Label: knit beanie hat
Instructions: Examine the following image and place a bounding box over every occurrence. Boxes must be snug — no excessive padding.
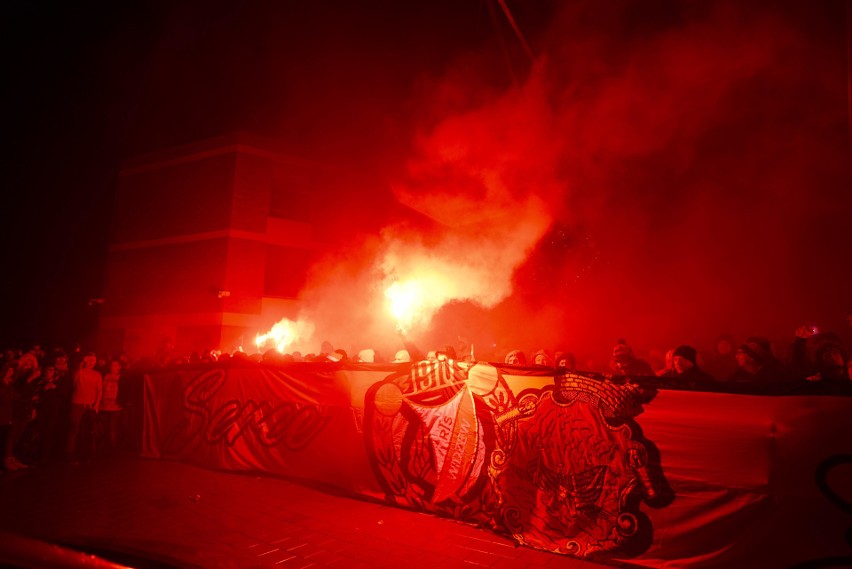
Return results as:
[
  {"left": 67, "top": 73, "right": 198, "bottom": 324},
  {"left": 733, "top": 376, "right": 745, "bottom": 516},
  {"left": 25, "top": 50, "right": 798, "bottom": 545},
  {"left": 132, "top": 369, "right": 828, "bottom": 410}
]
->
[
  {"left": 673, "top": 345, "right": 697, "bottom": 365},
  {"left": 505, "top": 350, "right": 527, "bottom": 365},
  {"left": 393, "top": 350, "right": 411, "bottom": 363},
  {"left": 533, "top": 349, "right": 553, "bottom": 366},
  {"left": 357, "top": 349, "right": 375, "bottom": 363}
]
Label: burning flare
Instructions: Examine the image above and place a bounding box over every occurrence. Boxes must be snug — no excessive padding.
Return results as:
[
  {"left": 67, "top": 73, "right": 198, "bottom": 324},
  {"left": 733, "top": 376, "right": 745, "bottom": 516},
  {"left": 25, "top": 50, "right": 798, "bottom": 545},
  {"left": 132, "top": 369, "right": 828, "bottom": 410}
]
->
[
  {"left": 255, "top": 317, "right": 315, "bottom": 353},
  {"left": 385, "top": 279, "right": 425, "bottom": 330}
]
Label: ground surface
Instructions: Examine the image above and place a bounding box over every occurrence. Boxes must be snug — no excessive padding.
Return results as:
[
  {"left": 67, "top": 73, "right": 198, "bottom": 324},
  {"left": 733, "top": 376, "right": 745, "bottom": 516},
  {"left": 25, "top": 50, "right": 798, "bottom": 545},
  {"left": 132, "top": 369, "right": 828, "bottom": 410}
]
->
[{"left": 0, "top": 455, "right": 614, "bottom": 569}]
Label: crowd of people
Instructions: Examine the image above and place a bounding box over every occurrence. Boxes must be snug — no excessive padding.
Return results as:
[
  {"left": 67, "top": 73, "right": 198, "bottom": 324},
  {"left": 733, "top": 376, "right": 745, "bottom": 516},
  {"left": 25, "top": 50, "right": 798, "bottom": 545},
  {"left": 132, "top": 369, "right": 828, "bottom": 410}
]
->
[
  {"left": 2, "top": 318, "right": 850, "bottom": 473},
  {"left": 0, "top": 345, "right": 145, "bottom": 473}
]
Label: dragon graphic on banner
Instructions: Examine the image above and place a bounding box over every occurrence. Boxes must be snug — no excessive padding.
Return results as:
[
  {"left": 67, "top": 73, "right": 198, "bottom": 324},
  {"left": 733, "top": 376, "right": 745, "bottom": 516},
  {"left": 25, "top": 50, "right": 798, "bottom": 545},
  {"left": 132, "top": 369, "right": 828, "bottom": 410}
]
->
[{"left": 363, "top": 360, "right": 672, "bottom": 560}]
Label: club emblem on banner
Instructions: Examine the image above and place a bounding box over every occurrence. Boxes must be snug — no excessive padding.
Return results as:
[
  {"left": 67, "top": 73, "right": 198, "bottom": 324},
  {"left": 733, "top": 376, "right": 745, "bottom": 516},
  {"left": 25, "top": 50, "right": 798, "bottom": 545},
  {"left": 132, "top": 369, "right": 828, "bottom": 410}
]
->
[
  {"left": 364, "top": 363, "right": 671, "bottom": 558},
  {"left": 490, "top": 373, "right": 671, "bottom": 558},
  {"left": 363, "top": 360, "right": 508, "bottom": 521}
]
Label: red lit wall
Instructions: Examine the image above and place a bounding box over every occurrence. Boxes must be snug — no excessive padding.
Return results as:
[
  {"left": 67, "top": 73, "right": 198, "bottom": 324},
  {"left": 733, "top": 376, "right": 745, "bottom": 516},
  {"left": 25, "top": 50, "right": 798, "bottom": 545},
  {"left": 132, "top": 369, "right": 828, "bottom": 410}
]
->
[{"left": 98, "top": 133, "right": 324, "bottom": 357}]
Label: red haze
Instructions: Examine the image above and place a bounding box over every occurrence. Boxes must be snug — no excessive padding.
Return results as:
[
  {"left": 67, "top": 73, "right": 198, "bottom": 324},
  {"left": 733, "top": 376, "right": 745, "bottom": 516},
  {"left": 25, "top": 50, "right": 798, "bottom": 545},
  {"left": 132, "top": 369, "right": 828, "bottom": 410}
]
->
[{"left": 279, "top": 1, "right": 850, "bottom": 365}]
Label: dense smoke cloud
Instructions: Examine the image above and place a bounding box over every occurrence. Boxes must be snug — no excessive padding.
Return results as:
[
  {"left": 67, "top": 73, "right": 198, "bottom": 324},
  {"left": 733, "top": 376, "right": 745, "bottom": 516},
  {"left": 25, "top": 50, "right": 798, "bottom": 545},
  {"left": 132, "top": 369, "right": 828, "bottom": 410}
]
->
[{"left": 282, "top": 1, "right": 849, "bottom": 363}]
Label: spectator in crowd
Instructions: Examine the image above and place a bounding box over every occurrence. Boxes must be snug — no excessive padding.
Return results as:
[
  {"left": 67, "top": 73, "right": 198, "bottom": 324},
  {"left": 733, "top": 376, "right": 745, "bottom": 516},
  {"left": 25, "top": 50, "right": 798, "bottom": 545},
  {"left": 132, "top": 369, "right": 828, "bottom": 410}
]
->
[
  {"left": 355, "top": 349, "right": 375, "bottom": 363},
  {"left": 52, "top": 350, "right": 73, "bottom": 455},
  {"left": 504, "top": 350, "right": 526, "bottom": 366},
  {"left": 393, "top": 350, "right": 411, "bottom": 363},
  {"left": 0, "top": 363, "right": 15, "bottom": 472},
  {"left": 532, "top": 349, "right": 553, "bottom": 367},
  {"left": 261, "top": 349, "right": 284, "bottom": 364},
  {"left": 554, "top": 351, "right": 576, "bottom": 371},
  {"left": 99, "top": 360, "right": 124, "bottom": 457},
  {"left": 728, "top": 337, "right": 794, "bottom": 384},
  {"left": 656, "top": 349, "right": 676, "bottom": 377},
  {"left": 671, "top": 345, "right": 718, "bottom": 390},
  {"left": 95, "top": 354, "right": 110, "bottom": 375},
  {"left": 610, "top": 339, "right": 655, "bottom": 377},
  {"left": 34, "top": 362, "right": 68, "bottom": 464},
  {"left": 5, "top": 352, "right": 40, "bottom": 470},
  {"left": 30, "top": 344, "right": 46, "bottom": 367},
  {"left": 811, "top": 341, "right": 849, "bottom": 381},
  {"left": 455, "top": 337, "right": 472, "bottom": 362},
  {"left": 787, "top": 324, "right": 821, "bottom": 379},
  {"left": 705, "top": 334, "right": 738, "bottom": 381},
  {"left": 66, "top": 352, "right": 103, "bottom": 461},
  {"left": 444, "top": 344, "right": 459, "bottom": 359}
]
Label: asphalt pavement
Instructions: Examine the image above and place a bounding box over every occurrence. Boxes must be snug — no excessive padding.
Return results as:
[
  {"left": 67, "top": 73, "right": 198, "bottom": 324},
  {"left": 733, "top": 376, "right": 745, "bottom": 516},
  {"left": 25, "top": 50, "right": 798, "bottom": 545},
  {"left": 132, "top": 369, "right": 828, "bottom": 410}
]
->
[{"left": 0, "top": 455, "right": 613, "bottom": 569}]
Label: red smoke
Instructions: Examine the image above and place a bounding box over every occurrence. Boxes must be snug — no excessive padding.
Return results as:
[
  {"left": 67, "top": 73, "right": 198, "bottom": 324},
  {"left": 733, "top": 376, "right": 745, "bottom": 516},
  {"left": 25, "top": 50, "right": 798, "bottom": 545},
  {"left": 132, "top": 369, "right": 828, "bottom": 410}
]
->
[{"left": 277, "top": 1, "right": 850, "bottom": 365}]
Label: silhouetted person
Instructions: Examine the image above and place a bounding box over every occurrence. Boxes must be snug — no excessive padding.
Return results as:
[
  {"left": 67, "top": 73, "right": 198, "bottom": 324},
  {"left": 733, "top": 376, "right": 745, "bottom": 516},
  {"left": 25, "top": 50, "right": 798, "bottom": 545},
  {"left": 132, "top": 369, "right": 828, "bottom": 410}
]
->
[
  {"left": 5, "top": 352, "right": 40, "bottom": 470},
  {"left": 35, "top": 363, "right": 68, "bottom": 463},
  {"left": 554, "top": 350, "right": 576, "bottom": 371},
  {"left": 610, "top": 339, "right": 654, "bottom": 377},
  {"left": 671, "top": 345, "right": 718, "bottom": 390},
  {"left": 0, "top": 363, "right": 15, "bottom": 471},
  {"left": 99, "top": 360, "right": 124, "bottom": 456},
  {"left": 727, "top": 337, "right": 794, "bottom": 384},
  {"left": 532, "top": 349, "right": 553, "bottom": 367},
  {"left": 656, "top": 349, "right": 676, "bottom": 378},
  {"left": 66, "top": 353, "right": 102, "bottom": 461},
  {"left": 504, "top": 350, "right": 527, "bottom": 366}
]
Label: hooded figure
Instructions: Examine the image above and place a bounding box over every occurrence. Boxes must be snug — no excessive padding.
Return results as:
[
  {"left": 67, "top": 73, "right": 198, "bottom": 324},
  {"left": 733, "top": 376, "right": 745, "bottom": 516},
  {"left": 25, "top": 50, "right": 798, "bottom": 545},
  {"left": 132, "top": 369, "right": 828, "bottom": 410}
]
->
[
  {"left": 504, "top": 350, "right": 527, "bottom": 366},
  {"left": 729, "top": 336, "right": 794, "bottom": 384},
  {"left": 671, "top": 345, "right": 718, "bottom": 390},
  {"left": 532, "top": 349, "right": 553, "bottom": 367},
  {"left": 356, "top": 349, "right": 375, "bottom": 363},
  {"left": 393, "top": 350, "right": 411, "bottom": 363},
  {"left": 554, "top": 351, "right": 576, "bottom": 371},
  {"left": 610, "top": 339, "right": 654, "bottom": 377}
]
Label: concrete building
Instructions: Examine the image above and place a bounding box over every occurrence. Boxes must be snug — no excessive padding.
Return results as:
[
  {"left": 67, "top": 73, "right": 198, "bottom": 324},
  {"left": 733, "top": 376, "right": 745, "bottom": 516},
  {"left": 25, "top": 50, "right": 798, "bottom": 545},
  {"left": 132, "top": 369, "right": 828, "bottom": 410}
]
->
[{"left": 97, "top": 133, "right": 324, "bottom": 358}]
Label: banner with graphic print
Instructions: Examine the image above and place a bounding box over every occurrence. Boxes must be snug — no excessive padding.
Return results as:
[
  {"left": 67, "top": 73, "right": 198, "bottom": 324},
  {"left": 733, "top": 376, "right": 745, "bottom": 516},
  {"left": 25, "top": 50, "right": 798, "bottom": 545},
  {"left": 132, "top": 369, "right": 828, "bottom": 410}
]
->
[{"left": 143, "top": 361, "right": 852, "bottom": 568}]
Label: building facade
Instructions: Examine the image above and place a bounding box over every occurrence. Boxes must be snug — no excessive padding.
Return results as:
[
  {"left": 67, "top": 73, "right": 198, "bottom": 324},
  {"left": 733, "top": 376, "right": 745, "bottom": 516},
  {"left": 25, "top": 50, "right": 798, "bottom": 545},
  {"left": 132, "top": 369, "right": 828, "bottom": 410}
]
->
[{"left": 98, "top": 133, "right": 323, "bottom": 358}]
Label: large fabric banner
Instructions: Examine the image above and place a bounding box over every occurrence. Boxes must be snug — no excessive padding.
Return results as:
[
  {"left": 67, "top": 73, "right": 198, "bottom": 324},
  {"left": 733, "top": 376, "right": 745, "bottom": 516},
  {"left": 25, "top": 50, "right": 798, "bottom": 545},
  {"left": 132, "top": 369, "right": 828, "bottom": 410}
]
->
[{"left": 143, "top": 361, "right": 852, "bottom": 568}]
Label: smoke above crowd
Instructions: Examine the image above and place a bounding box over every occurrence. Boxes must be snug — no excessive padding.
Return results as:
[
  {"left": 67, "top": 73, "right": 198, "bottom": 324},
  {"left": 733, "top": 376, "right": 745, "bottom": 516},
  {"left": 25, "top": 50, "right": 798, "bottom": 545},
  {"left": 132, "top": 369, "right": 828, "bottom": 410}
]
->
[{"left": 258, "top": 1, "right": 847, "bottom": 363}]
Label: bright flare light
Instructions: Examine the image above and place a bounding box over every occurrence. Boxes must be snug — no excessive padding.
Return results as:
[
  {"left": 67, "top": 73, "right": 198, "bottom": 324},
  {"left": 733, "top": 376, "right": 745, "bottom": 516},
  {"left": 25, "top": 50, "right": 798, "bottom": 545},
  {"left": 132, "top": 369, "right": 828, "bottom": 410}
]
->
[
  {"left": 255, "top": 317, "right": 315, "bottom": 353},
  {"left": 385, "top": 280, "right": 425, "bottom": 329}
]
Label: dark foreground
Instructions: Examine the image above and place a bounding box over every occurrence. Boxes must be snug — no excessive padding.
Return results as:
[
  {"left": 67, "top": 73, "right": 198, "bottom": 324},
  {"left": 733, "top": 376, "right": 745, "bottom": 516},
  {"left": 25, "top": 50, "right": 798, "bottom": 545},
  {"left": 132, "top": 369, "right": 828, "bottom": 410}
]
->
[{"left": 0, "top": 455, "right": 609, "bottom": 569}]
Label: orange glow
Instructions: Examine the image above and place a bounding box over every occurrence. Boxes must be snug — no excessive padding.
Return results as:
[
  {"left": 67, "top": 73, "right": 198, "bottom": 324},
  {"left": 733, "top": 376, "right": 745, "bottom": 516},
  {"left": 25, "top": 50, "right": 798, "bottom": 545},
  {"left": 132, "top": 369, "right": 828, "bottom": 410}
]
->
[
  {"left": 385, "top": 280, "right": 424, "bottom": 328},
  {"left": 381, "top": 265, "right": 463, "bottom": 332},
  {"left": 255, "top": 317, "right": 315, "bottom": 353}
]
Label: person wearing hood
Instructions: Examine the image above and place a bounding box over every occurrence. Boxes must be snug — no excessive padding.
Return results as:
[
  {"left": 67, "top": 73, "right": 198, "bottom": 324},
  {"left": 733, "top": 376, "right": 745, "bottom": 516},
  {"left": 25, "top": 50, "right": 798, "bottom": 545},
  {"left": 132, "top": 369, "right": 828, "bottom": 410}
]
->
[
  {"left": 5, "top": 352, "right": 41, "bottom": 470},
  {"left": 554, "top": 351, "right": 576, "bottom": 371},
  {"left": 355, "top": 349, "right": 376, "bottom": 363},
  {"left": 656, "top": 348, "right": 677, "bottom": 377},
  {"left": 392, "top": 350, "right": 411, "bottom": 363},
  {"left": 504, "top": 350, "right": 527, "bottom": 366},
  {"left": 808, "top": 340, "right": 849, "bottom": 383},
  {"left": 610, "top": 339, "right": 654, "bottom": 377},
  {"left": 671, "top": 345, "right": 718, "bottom": 390},
  {"left": 727, "top": 336, "right": 795, "bottom": 384},
  {"left": 532, "top": 349, "right": 553, "bottom": 367}
]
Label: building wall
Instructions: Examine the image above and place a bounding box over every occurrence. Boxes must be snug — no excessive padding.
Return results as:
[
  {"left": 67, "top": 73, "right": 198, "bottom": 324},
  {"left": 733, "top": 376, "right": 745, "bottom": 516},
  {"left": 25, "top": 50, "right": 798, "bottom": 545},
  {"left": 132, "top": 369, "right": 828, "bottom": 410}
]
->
[{"left": 98, "top": 133, "right": 322, "bottom": 358}]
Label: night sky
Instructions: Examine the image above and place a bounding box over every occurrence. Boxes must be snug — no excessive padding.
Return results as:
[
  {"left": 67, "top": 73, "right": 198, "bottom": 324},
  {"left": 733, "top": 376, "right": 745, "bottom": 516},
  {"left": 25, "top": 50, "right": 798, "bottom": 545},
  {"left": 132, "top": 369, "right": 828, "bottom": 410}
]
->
[{"left": 3, "top": 1, "right": 851, "bottom": 361}]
